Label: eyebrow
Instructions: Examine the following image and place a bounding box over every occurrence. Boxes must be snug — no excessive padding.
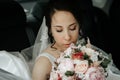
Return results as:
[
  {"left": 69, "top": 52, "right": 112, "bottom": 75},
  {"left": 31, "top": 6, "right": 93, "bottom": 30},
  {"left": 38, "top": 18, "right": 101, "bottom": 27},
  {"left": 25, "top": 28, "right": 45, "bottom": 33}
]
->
[
  {"left": 52, "top": 22, "right": 76, "bottom": 27},
  {"left": 69, "top": 23, "right": 76, "bottom": 27}
]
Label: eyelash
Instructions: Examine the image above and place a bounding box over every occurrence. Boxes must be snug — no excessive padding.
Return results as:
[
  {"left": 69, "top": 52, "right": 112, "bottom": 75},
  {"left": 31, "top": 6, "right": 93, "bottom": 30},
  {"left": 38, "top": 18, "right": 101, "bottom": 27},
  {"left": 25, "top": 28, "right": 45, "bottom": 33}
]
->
[
  {"left": 56, "top": 26, "right": 76, "bottom": 32},
  {"left": 70, "top": 26, "right": 76, "bottom": 31},
  {"left": 56, "top": 30, "right": 62, "bottom": 32}
]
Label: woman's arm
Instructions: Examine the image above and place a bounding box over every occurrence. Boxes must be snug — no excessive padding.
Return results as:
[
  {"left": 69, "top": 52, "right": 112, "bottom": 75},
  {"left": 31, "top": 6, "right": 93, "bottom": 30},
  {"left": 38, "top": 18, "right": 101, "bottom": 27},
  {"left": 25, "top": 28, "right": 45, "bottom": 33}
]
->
[{"left": 32, "top": 56, "right": 52, "bottom": 80}]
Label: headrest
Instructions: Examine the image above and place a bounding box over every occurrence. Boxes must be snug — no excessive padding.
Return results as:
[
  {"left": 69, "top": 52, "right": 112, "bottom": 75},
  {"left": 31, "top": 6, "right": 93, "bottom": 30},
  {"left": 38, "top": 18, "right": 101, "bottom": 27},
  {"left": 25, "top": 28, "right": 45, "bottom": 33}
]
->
[{"left": 0, "top": 0, "right": 26, "bottom": 28}]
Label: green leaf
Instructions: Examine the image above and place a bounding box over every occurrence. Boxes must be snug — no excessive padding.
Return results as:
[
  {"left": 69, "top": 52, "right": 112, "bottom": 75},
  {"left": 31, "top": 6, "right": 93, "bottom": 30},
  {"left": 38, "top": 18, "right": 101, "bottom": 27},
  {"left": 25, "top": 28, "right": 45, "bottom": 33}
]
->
[
  {"left": 83, "top": 53, "right": 89, "bottom": 60},
  {"left": 108, "top": 54, "right": 112, "bottom": 60},
  {"left": 100, "top": 58, "right": 111, "bottom": 68},
  {"left": 65, "top": 71, "right": 75, "bottom": 77},
  {"left": 64, "top": 55, "right": 70, "bottom": 58}
]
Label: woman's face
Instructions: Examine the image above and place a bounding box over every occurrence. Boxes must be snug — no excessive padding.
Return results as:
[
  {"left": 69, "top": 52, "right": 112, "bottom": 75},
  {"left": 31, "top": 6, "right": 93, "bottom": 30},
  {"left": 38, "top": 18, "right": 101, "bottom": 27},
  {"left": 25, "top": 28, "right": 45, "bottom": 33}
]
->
[{"left": 51, "top": 11, "right": 80, "bottom": 51}]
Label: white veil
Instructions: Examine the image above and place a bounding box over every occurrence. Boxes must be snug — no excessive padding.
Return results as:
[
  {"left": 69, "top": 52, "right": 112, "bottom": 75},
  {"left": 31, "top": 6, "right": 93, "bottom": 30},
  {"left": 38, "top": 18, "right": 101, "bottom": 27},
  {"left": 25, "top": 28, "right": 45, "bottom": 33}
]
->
[
  {"left": 32, "top": 17, "right": 50, "bottom": 61},
  {"left": 21, "top": 17, "right": 50, "bottom": 72}
]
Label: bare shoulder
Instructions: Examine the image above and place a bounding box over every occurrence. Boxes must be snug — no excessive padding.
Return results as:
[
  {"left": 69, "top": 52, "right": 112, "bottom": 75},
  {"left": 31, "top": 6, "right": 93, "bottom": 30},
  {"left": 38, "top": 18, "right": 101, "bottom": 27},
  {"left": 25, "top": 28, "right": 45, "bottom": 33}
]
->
[
  {"left": 33, "top": 55, "right": 52, "bottom": 71},
  {"left": 32, "top": 54, "right": 52, "bottom": 80}
]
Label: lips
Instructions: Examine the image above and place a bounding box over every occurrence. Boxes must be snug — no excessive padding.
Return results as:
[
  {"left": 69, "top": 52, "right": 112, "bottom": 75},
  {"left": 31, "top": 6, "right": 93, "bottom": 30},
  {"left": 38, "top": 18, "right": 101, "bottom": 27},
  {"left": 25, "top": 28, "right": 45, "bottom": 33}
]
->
[{"left": 64, "top": 44, "right": 70, "bottom": 47}]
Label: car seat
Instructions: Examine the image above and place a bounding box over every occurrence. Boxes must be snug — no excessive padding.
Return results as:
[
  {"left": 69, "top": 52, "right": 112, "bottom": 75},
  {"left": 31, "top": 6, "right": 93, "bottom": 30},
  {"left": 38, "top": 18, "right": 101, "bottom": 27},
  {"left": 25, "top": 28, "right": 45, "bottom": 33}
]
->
[
  {"left": 0, "top": 0, "right": 33, "bottom": 51},
  {"left": 92, "top": 6, "right": 111, "bottom": 53}
]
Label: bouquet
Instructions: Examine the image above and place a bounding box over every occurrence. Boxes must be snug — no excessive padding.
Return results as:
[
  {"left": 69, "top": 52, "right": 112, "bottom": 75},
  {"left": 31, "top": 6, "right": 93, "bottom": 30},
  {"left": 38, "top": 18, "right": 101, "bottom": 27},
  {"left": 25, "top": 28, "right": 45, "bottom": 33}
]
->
[{"left": 49, "top": 39, "right": 111, "bottom": 80}]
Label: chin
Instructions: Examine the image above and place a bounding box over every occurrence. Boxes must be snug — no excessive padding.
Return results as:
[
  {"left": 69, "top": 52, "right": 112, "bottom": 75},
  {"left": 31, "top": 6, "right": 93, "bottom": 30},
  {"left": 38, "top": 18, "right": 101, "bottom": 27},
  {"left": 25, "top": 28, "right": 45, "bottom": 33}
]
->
[{"left": 63, "top": 46, "right": 69, "bottom": 51}]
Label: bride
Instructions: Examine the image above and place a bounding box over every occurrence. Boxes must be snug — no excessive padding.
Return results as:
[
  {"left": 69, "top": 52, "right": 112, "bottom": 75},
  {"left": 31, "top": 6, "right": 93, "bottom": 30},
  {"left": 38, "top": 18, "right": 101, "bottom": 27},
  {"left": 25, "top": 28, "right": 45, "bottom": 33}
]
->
[{"left": 30, "top": 0, "right": 120, "bottom": 80}]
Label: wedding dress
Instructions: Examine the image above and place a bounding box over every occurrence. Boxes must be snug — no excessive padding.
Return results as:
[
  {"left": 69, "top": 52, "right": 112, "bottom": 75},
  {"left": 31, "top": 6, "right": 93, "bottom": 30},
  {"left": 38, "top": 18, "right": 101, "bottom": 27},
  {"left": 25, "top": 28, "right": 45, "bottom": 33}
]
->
[{"left": 0, "top": 51, "right": 31, "bottom": 80}]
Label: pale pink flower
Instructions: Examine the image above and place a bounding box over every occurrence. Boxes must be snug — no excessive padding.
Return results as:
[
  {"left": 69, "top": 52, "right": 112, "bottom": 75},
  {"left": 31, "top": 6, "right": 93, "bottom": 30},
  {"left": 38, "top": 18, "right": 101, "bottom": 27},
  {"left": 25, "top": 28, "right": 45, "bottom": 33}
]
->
[
  {"left": 62, "top": 75, "right": 75, "bottom": 80},
  {"left": 49, "top": 71, "right": 58, "bottom": 80},
  {"left": 85, "top": 67, "right": 105, "bottom": 80},
  {"left": 74, "top": 60, "right": 88, "bottom": 73}
]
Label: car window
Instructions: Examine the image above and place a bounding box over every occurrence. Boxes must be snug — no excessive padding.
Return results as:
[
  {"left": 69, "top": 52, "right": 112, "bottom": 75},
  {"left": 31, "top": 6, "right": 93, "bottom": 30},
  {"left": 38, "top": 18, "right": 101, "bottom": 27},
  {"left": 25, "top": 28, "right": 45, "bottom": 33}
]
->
[
  {"left": 15, "top": 0, "right": 37, "bottom": 16},
  {"left": 15, "top": 0, "right": 37, "bottom": 3}
]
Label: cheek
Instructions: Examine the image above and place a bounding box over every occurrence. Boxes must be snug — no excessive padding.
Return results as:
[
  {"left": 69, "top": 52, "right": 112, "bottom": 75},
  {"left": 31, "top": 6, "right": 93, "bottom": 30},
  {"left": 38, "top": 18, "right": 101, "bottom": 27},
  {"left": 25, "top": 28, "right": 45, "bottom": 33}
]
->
[
  {"left": 52, "top": 32, "right": 63, "bottom": 42},
  {"left": 71, "top": 31, "right": 79, "bottom": 41}
]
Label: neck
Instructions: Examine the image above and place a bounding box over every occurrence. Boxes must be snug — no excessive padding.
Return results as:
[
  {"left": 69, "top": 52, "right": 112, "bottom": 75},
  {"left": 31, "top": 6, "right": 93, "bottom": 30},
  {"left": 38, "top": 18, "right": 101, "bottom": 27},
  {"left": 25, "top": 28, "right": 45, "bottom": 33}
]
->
[{"left": 51, "top": 43, "right": 64, "bottom": 52}]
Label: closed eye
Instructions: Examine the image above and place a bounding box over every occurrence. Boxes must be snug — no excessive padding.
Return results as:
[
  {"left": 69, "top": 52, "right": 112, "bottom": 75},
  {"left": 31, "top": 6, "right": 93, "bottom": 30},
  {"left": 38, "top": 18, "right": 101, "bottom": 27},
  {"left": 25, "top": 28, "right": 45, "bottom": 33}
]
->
[
  {"left": 56, "top": 29, "right": 62, "bottom": 32},
  {"left": 69, "top": 25, "right": 77, "bottom": 31},
  {"left": 52, "top": 25, "right": 63, "bottom": 32}
]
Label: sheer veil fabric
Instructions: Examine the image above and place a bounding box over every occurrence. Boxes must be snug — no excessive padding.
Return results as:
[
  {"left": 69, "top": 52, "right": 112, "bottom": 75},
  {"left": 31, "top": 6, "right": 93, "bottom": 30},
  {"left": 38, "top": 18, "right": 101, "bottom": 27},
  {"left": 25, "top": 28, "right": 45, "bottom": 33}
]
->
[
  {"left": 32, "top": 17, "right": 50, "bottom": 61},
  {"left": 21, "top": 17, "right": 50, "bottom": 62},
  {"left": 0, "top": 51, "right": 31, "bottom": 80},
  {"left": 21, "top": 17, "right": 50, "bottom": 72}
]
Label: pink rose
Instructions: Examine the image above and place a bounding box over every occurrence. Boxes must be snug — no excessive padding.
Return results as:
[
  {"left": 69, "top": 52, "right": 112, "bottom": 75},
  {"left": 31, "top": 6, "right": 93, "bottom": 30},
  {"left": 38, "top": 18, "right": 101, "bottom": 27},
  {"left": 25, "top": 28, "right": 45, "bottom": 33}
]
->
[
  {"left": 74, "top": 60, "right": 88, "bottom": 73},
  {"left": 85, "top": 67, "right": 105, "bottom": 80},
  {"left": 67, "top": 76, "right": 75, "bottom": 80},
  {"left": 63, "top": 75, "right": 75, "bottom": 80}
]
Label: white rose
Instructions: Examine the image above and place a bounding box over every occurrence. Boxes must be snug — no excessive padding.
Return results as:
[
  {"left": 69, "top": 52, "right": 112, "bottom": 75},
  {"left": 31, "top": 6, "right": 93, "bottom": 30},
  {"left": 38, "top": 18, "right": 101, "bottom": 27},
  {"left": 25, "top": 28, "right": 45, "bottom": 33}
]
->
[{"left": 58, "top": 58, "right": 74, "bottom": 73}]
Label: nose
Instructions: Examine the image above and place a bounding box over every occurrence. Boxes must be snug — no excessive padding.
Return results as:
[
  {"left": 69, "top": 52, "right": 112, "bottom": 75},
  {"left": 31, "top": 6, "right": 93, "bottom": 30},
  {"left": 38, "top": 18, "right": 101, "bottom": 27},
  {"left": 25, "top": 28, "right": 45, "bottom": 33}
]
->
[{"left": 64, "top": 31, "right": 71, "bottom": 41}]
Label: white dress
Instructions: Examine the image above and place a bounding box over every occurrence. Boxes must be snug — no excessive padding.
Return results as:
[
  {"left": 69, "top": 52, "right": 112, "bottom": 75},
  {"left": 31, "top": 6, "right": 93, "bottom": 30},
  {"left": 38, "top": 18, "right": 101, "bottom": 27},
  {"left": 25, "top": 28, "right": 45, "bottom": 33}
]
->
[
  {"left": 0, "top": 51, "right": 31, "bottom": 80},
  {"left": 0, "top": 68, "right": 23, "bottom": 80}
]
